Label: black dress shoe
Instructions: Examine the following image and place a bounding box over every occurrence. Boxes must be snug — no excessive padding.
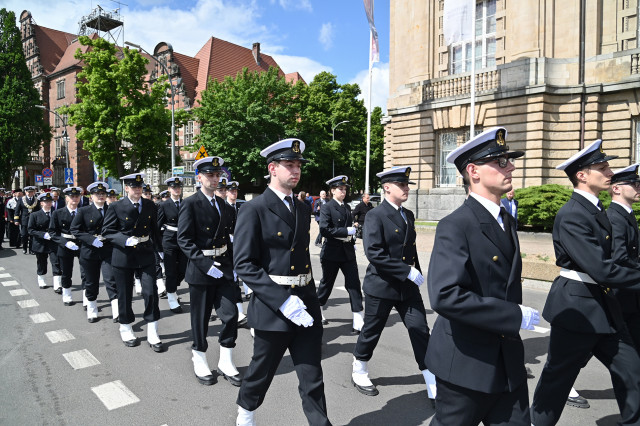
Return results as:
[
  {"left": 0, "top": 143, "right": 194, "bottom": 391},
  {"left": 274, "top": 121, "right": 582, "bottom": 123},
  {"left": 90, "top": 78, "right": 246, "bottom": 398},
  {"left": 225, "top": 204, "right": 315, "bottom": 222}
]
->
[
  {"left": 243, "top": 294, "right": 252, "bottom": 301},
  {"left": 63, "top": 301, "right": 75, "bottom": 306},
  {"left": 149, "top": 342, "right": 165, "bottom": 353},
  {"left": 351, "top": 378, "right": 379, "bottom": 396},
  {"left": 29, "top": 251, "right": 35, "bottom": 255},
  {"left": 351, "top": 328, "right": 361, "bottom": 335},
  {"left": 83, "top": 306, "right": 87, "bottom": 311},
  {"left": 22, "top": 250, "right": 27, "bottom": 254},
  {"left": 566, "top": 395, "right": 590, "bottom": 409},
  {"left": 321, "top": 319, "right": 329, "bottom": 326},
  {"left": 237, "top": 317, "right": 248, "bottom": 328},
  {"left": 158, "top": 290, "right": 167, "bottom": 299},
  {"left": 217, "top": 369, "right": 242, "bottom": 387},
  {"left": 195, "top": 372, "right": 216, "bottom": 386},
  {"left": 88, "top": 317, "right": 99, "bottom": 323},
  {"left": 123, "top": 338, "right": 140, "bottom": 347},
  {"left": 210, "top": 314, "right": 218, "bottom": 322},
  {"left": 170, "top": 306, "right": 183, "bottom": 314},
  {"left": 429, "top": 398, "right": 436, "bottom": 409},
  {"left": 54, "top": 288, "right": 62, "bottom": 294},
  {"left": 113, "top": 316, "right": 119, "bottom": 323}
]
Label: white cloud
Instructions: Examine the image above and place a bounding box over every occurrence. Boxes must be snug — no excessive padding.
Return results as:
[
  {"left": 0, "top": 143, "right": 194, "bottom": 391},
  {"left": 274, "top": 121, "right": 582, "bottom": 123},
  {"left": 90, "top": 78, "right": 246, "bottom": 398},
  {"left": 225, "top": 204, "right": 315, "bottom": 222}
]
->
[
  {"left": 349, "top": 62, "right": 390, "bottom": 113},
  {"left": 270, "top": 54, "right": 333, "bottom": 83},
  {"left": 271, "top": 0, "right": 313, "bottom": 12},
  {"left": 318, "top": 22, "right": 334, "bottom": 51}
]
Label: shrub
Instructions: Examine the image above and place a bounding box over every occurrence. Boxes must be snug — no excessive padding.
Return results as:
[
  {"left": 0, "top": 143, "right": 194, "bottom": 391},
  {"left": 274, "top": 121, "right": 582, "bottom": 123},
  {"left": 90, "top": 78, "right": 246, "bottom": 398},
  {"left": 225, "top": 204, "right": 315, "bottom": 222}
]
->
[{"left": 513, "top": 184, "right": 572, "bottom": 231}]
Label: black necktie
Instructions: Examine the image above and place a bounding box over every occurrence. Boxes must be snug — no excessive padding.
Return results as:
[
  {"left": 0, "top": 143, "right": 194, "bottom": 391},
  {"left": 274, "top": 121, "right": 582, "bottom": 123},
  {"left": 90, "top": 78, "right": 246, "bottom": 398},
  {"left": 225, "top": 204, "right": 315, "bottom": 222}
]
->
[
  {"left": 399, "top": 206, "right": 407, "bottom": 223},
  {"left": 175, "top": 201, "right": 180, "bottom": 210},
  {"left": 284, "top": 196, "right": 296, "bottom": 218},
  {"left": 133, "top": 202, "right": 140, "bottom": 212},
  {"left": 499, "top": 207, "right": 515, "bottom": 247},
  {"left": 46, "top": 211, "right": 50, "bottom": 218},
  {"left": 597, "top": 200, "right": 604, "bottom": 211},
  {"left": 71, "top": 211, "right": 76, "bottom": 218},
  {"left": 98, "top": 208, "right": 103, "bottom": 217}
]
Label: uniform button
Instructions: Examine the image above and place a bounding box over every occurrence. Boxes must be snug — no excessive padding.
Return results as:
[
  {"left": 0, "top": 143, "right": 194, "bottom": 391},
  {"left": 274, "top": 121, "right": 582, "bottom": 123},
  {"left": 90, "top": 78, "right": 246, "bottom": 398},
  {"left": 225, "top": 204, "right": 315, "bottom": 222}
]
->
[
  {"left": 492, "top": 256, "right": 498, "bottom": 262},
  {"left": 206, "top": 227, "right": 210, "bottom": 230},
  {"left": 306, "top": 247, "right": 309, "bottom": 251},
  {"left": 395, "top": 229, "right": 399, "bottom": 233},
  {"left": 605, "top": 235, "right": 610, "bottom": 240},
  {"left": 291, "top": 285, "right": 295, "bottom": 288},
  {"left": 148, "top": 216, "right": 151, "bottom": 218},
  {"left": 403, "top": 243, "right": 406, "bottom": 247},
  {"left": 90, "top": 220, "right": 93, "bottom": 223},
  {"left": 402, "top": 256, "right": 405, "bottom": 260},
  {"left": 278, "top": 232, "right": 282, "bottom": 236},
  {"left": 291, "top": 248, "right": 294, "bottom": 252},
  {"left": 125, "top": 217, "right": 128, "bottom": 220},
  {"left": 134, "top": 226, "right": 136, "bottom": 229},
  {"left": 305, "top": 264, "right": 309, "bottom": 268},
  {"left": 291, "top": 266, "right": 295, "bottom": 270},
  {"left": 144, "top": 225, "right": 147, "bottom": 229}
]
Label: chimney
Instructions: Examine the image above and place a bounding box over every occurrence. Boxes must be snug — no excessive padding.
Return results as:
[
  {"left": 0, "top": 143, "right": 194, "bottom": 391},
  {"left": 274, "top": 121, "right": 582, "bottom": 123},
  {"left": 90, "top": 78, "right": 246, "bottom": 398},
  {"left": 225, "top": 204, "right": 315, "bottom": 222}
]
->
[{"left": 252, "top": 42, "right": 261, "bottom": 65}]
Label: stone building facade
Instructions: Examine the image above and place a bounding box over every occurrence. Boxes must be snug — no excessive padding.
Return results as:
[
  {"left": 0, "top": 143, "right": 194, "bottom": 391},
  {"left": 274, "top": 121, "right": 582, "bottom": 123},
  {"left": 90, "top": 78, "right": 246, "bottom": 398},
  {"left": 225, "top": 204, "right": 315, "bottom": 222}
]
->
[{"left": 386, "top": 0, "right": 640, "bottom": 219}]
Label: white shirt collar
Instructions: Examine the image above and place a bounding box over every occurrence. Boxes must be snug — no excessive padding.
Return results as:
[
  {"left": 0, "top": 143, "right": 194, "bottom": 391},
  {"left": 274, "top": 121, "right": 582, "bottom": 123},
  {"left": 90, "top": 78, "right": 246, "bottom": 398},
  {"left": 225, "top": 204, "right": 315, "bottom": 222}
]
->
[
  {"left": 612, "top": 200, "right": 633, "bottom": 214},
  {"left": 127, "top": 196, "right": 141, "bottom": 205},
  {"left": 384, "top": 198, "right": 401, "bottom": 210},
  {"left": 573, "top": 189, "right": 602, "bottom": 210},
  {"left": 269, "top": 186, "right": 294, "bottom": 205},
  {"left": 470, "top": 192, "right": 502, "bottom": 223},
  {"left": 66, "top": 206, "right": 77, "bottom": 214}
]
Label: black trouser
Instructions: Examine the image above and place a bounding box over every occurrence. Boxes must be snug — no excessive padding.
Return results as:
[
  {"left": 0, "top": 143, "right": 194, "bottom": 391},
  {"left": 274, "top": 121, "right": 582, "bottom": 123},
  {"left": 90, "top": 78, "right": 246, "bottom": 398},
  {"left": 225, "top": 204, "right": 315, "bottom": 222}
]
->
[
  {"left": 531, "top": 325, "right": 640, "bottom": 426},
  {"left": 164, "top": 246, "right": 186, "bottom": 293},
  {"left": 60, "top": 254, "right": 78, "bottom": 289},
  {"left": 0, "top": 220, "right": 4, "bottom": 244},
  {"left": 112, "top": 263, "right": 160, "bottom": 324},
  {"left": 353, "top": 292, "right": 430, "bottom": 370},
  {"left": 317, "top": 258, "right": 363, "bottom": 312},
  {"left": 155, "top": 250, "right": 164, "bottom": 279},
  {"left": 314, "top": 221, "right": 323, "bottom": 245},
  {"left": 624, "top": 313, "right": 640, "bottom": 357},
  {"left": 49, "top": 251, "right": 61, "bottom": 276},
  {"left": 8, "top": 222, "right": 19, "bottom": 247},
  {"left": 237, "top": 327, "right": 331, "bottom": 426},
  {"left": 80, "top": 258, "right": 117, "bottom": 301},
  {"left": 20, "top": 224, "right": 31, "bottom": 251},
  {"left": 188, "top": 281, "right": 238, "bottom": 351},
  {"left": 431, "top": 378, "right": 530, "bottom": 426},
  {"left": 35, "top": 252, "right": 49, "bottom": 275}
]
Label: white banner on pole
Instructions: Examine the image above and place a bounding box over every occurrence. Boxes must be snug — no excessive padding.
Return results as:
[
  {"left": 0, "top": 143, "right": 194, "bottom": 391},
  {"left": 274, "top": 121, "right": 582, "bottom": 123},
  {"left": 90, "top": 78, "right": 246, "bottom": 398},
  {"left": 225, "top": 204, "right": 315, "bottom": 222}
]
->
[{"left": 443, "top": 0, "right": 473, "bottom": 45}]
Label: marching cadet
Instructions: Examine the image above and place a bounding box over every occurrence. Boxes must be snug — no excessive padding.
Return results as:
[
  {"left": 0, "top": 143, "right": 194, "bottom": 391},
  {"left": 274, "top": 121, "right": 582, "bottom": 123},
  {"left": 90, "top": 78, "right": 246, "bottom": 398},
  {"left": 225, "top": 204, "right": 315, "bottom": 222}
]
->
[
  {"left": 71, "top": 182, "right": 118, "bottom": 323},
  {"left": 49, "top": 187, "right": 82, "bottom": 305},
  {"left": 28, "top": 193, "right": 55, "bottom": 288},
  {"left": 177, "top": 157, "right": 241, "bottom": 387},
  {"left": 158, "top": 190, "right": 169, "bottom": 200},
  {"left": 229, "top": 181, "right": 253, "bottom": 301},
  {"left": 7, "top": 189, "right": 22, "bottom": 248},
  {"left": 531, "top": 140, "right": 640, "bottom": 425},
  {"left": 15, "top": 185, "right": 39, "bottom": 254},
  {"left": 608, "top": 164, "right": 640, "bottom": 353},
  {"left": 135, "top": 184, "right": 165, "bottom": 296},
  {"left": 106, "top": 189, "right": 118, "bottom": 204},
  {"left": 428, "top": 127, "right": 536, "bottom": 424},
  {"left": 157, "top": 176, "right": 186, "bottom": 313},
  {"left": 317, "top": 175, "right": 364, "bottom": 334},
  {"left": 234, "top": 139, "right": 330, "bottom": 426},
  {"left": 102, "top": 173, "right": 164, "bottom": 352},
  {"left": 351, "top": 167, "right": 436, "bottom": 402},
  {"left": 222, "top": 179, "right": 247, "bottom": 327}
]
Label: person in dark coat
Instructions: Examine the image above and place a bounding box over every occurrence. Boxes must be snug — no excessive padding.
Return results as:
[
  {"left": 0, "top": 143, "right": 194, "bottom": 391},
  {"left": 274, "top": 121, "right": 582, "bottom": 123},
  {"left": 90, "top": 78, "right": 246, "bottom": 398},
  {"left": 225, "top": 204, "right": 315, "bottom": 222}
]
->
[
  {"left": 225, "top": 180, "right": 248, "bottom": 325},
  {"left": 15, "top": 186, "right": 39, "bottom": 254},
  {"left": 500, "top": 188, "right": 518, "bottom": 228},
  {"left": 157, "top": 176, "right": 186, "bottom": 313},
  {"left": 70, "top": 181, "right": 117, "bottom": 323},
  {"left": 102, "top": 173, "right": 163, "bottom": 352},
  {"left": 50, "top": 187, "right": 64, "bottom": 211},
  {"left": 352, "top": 193, "right": 374, "bottom": 237},
  {"left": 234, "top": 139, "right": 331, "bottom": 426},
  {"left": 49, "top": 186, "right": 82, "bottom": 305},
  {"left": 313, "top": 190, "right": 328, "bottom": 247},
  {"left": 531, "top": 140, "right": 640, "bottom": 426},
  {"left": 177, "top": 157, "right": 240, "bottom": 387},
  {"left": 317, "top": 175, "right": 364, "bottom": 333},
  {"left": 428, "top": 127, "right": 535, "bottom": 425},
  {"left": 28, "top": 193, "right": 55, "bottom": 288},
  {"left": 6, "top": 189, "right": 21, "bottom": 248},
  {"left": 607, "top": 163, "right": 640, "bottom": 353}
]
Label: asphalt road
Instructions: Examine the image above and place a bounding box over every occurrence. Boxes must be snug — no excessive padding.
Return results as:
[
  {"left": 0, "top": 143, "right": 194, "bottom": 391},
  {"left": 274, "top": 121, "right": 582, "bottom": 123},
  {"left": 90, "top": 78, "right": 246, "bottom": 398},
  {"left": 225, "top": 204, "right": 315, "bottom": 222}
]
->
[{"left": 0, "top": 232, "right": 622, "bottom": 425}]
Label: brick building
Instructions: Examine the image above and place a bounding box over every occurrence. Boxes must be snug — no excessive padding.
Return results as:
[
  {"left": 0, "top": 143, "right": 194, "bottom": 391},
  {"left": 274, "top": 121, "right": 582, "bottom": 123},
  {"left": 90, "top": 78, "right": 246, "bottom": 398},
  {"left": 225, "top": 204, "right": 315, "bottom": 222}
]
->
[
  {"left": 19, "top": 9, "right": 295, "bottom": 192},
  {"left": 385, "top": 0, "right": 640, "bottom": 219}
]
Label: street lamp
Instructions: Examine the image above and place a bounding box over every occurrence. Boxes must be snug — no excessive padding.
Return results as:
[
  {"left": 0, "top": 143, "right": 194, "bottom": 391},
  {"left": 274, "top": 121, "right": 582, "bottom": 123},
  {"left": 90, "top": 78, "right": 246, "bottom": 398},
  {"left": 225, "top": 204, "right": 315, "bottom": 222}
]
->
[
  {"left": 36, "top": 105, "right": 70, "bottom": 186},
  {"left": 331, "top": 120, "right": 349, "bottom": 176},
  {"left": 125, "top": 41, "right": 176, "bottom": 176}
]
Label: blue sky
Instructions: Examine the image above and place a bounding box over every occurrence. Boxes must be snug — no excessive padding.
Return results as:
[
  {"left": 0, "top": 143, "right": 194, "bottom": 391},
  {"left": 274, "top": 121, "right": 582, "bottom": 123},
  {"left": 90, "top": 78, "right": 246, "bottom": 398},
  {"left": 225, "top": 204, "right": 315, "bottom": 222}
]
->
[{"left": 9, "top": 0, "right": 390, "bottom": 111}]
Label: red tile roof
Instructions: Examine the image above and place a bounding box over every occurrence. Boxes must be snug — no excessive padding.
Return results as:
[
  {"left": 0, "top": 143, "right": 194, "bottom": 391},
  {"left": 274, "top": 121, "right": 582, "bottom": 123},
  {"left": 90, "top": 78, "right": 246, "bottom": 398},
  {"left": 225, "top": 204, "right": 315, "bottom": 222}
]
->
[
  {"left": 172, "top": 52, "right": 200, "bottom": 105},
  {"left": 33, "top": 26, "right": 76, "bottom": 75},
  {"left": 285, "top": 72, "right": 306, "bottom": 85}
]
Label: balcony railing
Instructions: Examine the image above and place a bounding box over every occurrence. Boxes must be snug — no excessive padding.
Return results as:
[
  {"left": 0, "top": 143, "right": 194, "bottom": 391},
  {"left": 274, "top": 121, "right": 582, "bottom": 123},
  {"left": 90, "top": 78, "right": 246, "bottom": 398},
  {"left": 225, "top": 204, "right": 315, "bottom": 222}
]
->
[
  {"left": 423, "top": 69, "right": 500, "bottom": 102},
  {"left": 632, "top": 53, "right": 639, "bottom": 75}
]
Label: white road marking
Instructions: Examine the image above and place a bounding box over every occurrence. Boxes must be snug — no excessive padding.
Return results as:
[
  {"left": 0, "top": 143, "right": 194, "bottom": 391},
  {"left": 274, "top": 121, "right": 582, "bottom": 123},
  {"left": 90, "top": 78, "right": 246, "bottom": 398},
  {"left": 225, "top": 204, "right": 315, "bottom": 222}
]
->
[
  {"left": 17, "top": 299, "right": 39, "bottom": 308},
  {"left": 1, "top": 280, "right": 19, "bottom": 287},
  {"left": 91, "top": 380, "right": 140, "bottom": 410},
  {"left": 30, "top": 313, "right": 55, "bottom": 323},
  {"left": 45, "top": 329, "right": 75, "bottom": 344},
  {"left": 532, "top": 325, "right": 550, "bottom": 334},
  {"left": 9, "top": 289, "right": 28, "bottom": 296},
  {"left": 63, "top": 349, "right": 100, "bottom": 370},
  {"left": 0, "top": 266, "right": 5, "bottom": 271},
  {"left": 336, "top": 286, "right": 347, "bottom": 292},
  {"left": 0, "top": 273, "right": 11, "bottom": 278}
]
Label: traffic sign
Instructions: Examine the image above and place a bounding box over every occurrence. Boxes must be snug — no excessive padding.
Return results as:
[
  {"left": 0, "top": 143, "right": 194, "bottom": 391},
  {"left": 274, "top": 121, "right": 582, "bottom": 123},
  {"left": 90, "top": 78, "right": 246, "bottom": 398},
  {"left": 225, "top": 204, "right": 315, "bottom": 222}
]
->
[
  {"left": 43, "top": 177, "right": 52, "bottom": 185},
  {"left": 195, "top": 145, "right": 208, "bottom": 160},
  {"left": 172, "top": 166, "right": 185, "bottom": 175},
  {"left": 35, "top": 174, "right": 43, "bottom": 183},
  {"left": 42, "top": 168, "right": 53, "bottom": 177},
  {"left": 64, "top": 168, "right": 74, "bottom": 185}
]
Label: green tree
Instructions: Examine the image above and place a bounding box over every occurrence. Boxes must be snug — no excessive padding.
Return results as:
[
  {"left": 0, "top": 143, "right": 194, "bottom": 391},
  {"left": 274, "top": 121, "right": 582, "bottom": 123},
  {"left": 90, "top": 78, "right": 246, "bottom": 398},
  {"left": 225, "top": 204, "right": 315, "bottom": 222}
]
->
[
  {"left": 0, "top": 9, "right": 50, "bottom": 188},
  {"left": 62, "top": 36, "right": 179, "bottom": 177},
  {"left": 194, "top": 66, "right": 302, "bottom": 187}
]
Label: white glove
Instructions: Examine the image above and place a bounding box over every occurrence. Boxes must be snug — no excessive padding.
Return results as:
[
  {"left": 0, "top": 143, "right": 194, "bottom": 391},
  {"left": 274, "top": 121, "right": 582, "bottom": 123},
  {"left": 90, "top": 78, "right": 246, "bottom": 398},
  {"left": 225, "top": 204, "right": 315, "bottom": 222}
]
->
[
  {"left": 233, "top": 270, "right": 238, "bottom": 282},
  {"left": 125, "top": 236, "right": 139, "bottom": 247},
  {"left": 407, "top": 266, "right": 424, "bottom": 286},
  {"left": 43, "top": 232, "right": 51, "bottom": 240},
  {"left": 91, "top": 238, "right": 103, "bottom": 248},
  {"left": 65, "top": 241, "right": 79, "bottom": 250},
  {"left": 229, "top": 234, "right": 234, "bottom": 243},
  {"left": 347, "top": 227, "right": 356, "bottom": 236},
  {"left": 207, "top": 261, "right": 223, "bottom": 279},
  {"left": 519, "top": 305, "right": 540, "bottom": 330},
  {"left": 279, "top": 295, "right": 314, "bottom": 327},
  {"left": 158, "top": 252, "right": 164, "bottom": 260}
]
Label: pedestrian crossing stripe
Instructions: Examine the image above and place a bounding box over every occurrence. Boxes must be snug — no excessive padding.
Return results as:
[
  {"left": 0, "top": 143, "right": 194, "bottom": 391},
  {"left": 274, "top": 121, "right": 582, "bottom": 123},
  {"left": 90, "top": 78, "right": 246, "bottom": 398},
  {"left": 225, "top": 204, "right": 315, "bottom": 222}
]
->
[{"left": 195, "top": 145, "right": 209, "bottom": 160}]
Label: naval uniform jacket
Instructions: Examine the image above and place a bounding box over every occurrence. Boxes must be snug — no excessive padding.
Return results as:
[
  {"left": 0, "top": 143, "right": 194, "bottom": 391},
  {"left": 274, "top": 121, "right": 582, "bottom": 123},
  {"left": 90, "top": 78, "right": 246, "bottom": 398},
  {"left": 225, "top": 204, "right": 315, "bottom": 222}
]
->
[
  {"left": 607, "top": 202, "right": 640, "bottom": 316},
  {"left": 49, "top": 208, "right": 80, "bottom": 258},
  {"left": 15, "top": 196, "right": 39, "bottom": 224},
  {"left": 177, "top": 190, "right": 235, "bottom": 284},
  {"left": 157, "top": 198, "right": 182, "bottom": 253},
  {"left": 102, "top": 198, "right": 158, "bottom": 269},
  {"left": 233, "top": 187, "right": 321, "bottom": 332},
  {"left": 361, "top": 199, "right": 421, "bottom": 301},
  {"left": 427, "top": 196, "right": 524, "bottom": 394},
  {"left": 70, "top": 204, "right": 112, "bottom": 262},
  {"left": 319, "top": 199, "right": 356, "bottom": 262},
  {"left": 28, "top": 210, "right": 53, "bottom": 254},
  {"left": 543, "top": 192, "right": 640, "bottom": 334}
]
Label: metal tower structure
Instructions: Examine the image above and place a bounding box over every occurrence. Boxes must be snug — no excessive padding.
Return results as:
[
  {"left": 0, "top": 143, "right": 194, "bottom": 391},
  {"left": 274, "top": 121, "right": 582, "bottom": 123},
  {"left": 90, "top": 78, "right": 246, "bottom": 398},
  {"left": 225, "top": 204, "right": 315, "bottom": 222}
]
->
[{"left": 77, "top": 3, "right": 125, "bottom": 47}]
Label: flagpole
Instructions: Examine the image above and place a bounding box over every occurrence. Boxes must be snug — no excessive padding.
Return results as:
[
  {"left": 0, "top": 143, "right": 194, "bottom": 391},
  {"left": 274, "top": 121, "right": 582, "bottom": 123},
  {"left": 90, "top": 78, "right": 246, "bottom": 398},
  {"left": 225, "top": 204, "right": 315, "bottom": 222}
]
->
[
  {"left": 470, "top": 0, "right": 476, "bottom": 135},
  {"left": 365, "top": 30, "right": 373, "bottom": 195}
]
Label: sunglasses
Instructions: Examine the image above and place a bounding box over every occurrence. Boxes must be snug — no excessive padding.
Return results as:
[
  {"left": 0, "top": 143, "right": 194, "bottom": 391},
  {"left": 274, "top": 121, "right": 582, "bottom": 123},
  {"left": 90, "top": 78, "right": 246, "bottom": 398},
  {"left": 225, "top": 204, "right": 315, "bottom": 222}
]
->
[
  {"left": 474, "top": 155, "right": 516, "bottom": 169},
  {"left": 618, "top": 181, "right": 640, "bottom": 189}
]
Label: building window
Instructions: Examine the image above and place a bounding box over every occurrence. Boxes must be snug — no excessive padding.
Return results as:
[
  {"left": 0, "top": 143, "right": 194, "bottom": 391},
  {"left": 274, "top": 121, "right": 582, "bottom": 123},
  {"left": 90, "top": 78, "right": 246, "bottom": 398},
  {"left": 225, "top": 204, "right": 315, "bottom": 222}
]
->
[
  {"left": 54, "top": 136, "right": 61, "bottom": 157},
  {"left": 634, "top": 119, "right": 640, "bottom": 162},
  {"left": 436, "top": 128, "right": 482, "bottom": 187},
  {"left": 449, "top": 0, "right": 496, "bottom": 75},
  {"left": 56, "top": 79, "right": 65, "bottom": 99},
  {"left": 184, "top": 121, "right": 194, "bottom": 146}
]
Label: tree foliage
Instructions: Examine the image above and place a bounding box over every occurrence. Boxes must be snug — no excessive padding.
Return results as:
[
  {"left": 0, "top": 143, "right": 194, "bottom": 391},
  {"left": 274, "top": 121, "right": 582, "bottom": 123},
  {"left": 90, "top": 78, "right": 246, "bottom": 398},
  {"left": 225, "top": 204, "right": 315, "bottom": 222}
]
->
[
  {"left": 62, "top": 36, "right": 182, "bottom": 178},
  {"left": 0, "top": 8, "right": 50, "bottom": 188},
  {"left": 514, "top": 184, "right": 573, "bottom": 231}
]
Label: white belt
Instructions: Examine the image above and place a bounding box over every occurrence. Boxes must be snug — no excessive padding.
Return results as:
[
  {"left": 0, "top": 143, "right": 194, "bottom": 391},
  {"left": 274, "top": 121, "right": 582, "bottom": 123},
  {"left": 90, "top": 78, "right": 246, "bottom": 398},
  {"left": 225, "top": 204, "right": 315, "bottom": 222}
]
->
[
  {"left": 559, "top": 268, "right": 596, "bottom": 285},
  {"left": 270, "top": 272, "right": 312, "bottom": 287},
  {"left": 93, "top": 234, "right": 105, "bottom": 241},
  {"left": 129, "top": 235, "right": 150, "bottom": 244},
  {"left": 202, "top": 246, "right": 227, "bottom": 257},
  {"left": 164, "top": 225, "right": 178, "bottom": 232},
  {"left": 335, "top": 235, "right": 355, "bottom": 243},
  {"left": 62, "top": 233, "right": 75, "bottom": 240}
]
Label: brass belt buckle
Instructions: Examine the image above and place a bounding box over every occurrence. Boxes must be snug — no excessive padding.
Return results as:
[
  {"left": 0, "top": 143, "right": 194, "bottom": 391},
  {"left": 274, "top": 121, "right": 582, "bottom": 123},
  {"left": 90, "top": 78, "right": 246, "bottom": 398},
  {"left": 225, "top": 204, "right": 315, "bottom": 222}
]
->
[{"left": 298, "top": 274, "right": 306, "bottom": 286}]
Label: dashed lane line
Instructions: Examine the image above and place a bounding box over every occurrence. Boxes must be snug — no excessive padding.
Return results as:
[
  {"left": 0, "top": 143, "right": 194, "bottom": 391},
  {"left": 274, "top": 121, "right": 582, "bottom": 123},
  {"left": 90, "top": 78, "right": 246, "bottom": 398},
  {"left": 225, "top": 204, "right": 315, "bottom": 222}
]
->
[
  {"left": 63, "top": 349, "right": 101, "bottom": 370},
  {"left": 532, "top": 325, "right": 550, "bottom": 334},
  {"left": 1, "top": 280, "right": 18, "bottom": 286},
  {"left": 17, "top": 299, "right": 39, "bottom": 308},
  {"left": 30, "top": 313, "right": 55, "bottom": 323},
  {"left": 91, "top": 380, "right": 140, "bottom": 410},
  {"left": 45, "top": 329, "right": 75, "bottom": 344},
  {"left": 9, "top": 289, "right": 29, "bottom": 297},
  {"left": 0, "top": 273, "right": 11, "bottom": 278},
  {"left": 0, "top": 266, "right": 5, "bottom": 271}
]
